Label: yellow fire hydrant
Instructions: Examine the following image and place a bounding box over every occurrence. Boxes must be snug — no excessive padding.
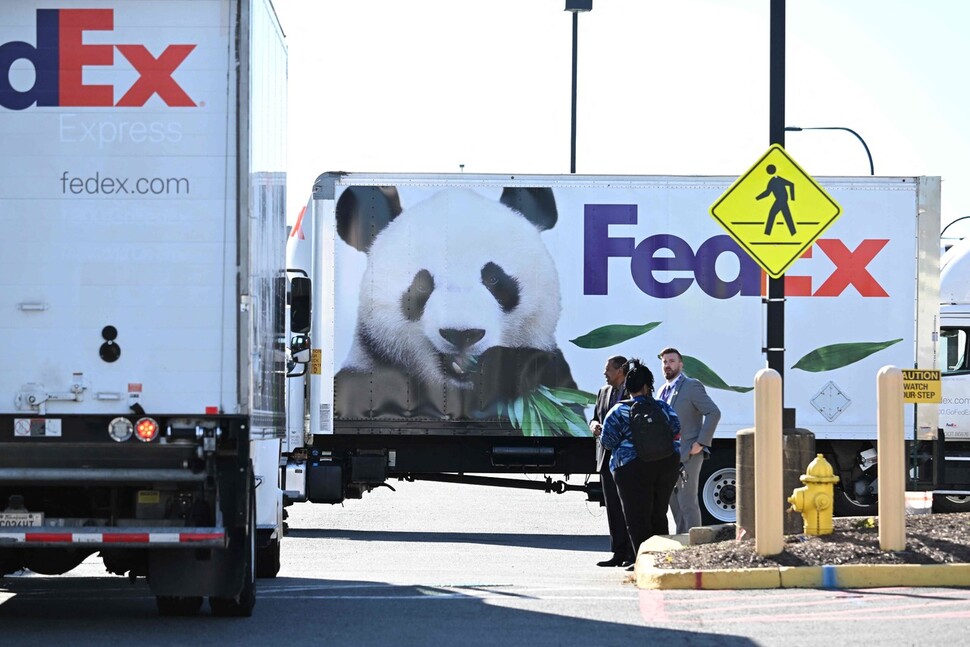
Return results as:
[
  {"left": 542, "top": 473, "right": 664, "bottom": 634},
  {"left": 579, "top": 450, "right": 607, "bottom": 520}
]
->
[{"left": 788, "top": 454, "right": 840, "bottom": 536}]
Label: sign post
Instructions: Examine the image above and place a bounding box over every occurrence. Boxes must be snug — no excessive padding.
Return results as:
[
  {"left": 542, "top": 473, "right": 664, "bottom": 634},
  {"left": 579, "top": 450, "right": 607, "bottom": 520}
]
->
[{"left": 767, "top": 0, "right": 786, "bottom": 387}]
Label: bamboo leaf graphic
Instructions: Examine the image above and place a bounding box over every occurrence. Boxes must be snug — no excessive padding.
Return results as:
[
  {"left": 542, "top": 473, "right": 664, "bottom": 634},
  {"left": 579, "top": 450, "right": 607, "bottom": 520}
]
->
[
  {"left": 569, "top": 322, "right": 661, "bottom": 349},
  {"left": 508, "top": 396, "right": 522, "bottom": 429},
  {"left": 520, "top": 399, "right": 536, "bottom": 437},
  {"left": 792, "top": 339, "right": 903, "bottom": 373},
  {"left": 529, "top": 398, "right": 548, "bottom": 437},
  {"left": 531, "top": 392, "right": 567, "bottom": 434},
  {"left": 559, "top": 405, "right": 593, "bottom": 437},
  {"left": 536, "top": 385, "right": 565, "bottom": 407},
  {"left": 531, "top": 386, "right": 594, "bottom": 436},
  {"left": 539, "top": 385, "right": 597, "bottom": 406},
  {"left": 683, "top": 355, "right": 753, "bottom": 393}
]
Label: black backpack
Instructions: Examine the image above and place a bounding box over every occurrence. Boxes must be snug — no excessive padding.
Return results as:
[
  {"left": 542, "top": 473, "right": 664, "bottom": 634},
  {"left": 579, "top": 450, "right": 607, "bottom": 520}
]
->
[{"left": 623, "top": 398, "right": 675, "bottom": 462}]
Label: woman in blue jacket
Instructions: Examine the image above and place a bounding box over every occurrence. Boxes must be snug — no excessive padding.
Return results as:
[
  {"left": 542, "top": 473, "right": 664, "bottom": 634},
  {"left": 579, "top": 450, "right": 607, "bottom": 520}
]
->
[{"left": 600, "top": 358, "right": 681, "bottom": 566}]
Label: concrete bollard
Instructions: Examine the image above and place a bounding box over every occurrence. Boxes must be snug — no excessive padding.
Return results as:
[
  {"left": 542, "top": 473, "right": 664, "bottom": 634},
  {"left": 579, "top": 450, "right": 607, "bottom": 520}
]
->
[
  {"left": 877, "top": 365, "right": 906, "bottom": 552},
  {"left": 754, "top": 368, "right": 784, "bottom": 556}
]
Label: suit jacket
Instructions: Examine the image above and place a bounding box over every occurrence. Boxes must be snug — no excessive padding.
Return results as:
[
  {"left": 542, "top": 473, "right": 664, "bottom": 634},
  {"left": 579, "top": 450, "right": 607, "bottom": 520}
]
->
[
  {"left": 591, "top": 384, "right": 624, "bottom": 472},
  {"left": 665, "top": 374, "right": 721, "bottom": 462}
]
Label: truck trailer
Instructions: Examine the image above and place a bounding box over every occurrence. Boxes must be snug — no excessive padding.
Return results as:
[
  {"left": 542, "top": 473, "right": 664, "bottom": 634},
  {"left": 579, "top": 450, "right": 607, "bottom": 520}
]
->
[
  {"left": 0, "top": 0, "right": 287, "bottom": 616},
  {"left": 283, "top": 172, "right": 970, "bottom": 524}
]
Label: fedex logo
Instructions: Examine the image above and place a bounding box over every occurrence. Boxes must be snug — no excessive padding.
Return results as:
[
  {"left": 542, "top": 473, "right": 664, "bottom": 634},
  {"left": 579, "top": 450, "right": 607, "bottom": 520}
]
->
[
  {"left": 0, "top": 9, "right": 196, "bottom": 110},
  {"left": 583, "top": 204, "right": 889, "bottom": 299}
]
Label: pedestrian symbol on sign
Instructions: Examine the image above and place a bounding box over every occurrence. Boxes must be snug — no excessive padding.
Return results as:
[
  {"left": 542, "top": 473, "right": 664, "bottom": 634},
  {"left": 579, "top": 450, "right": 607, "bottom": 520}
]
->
[{"left": 757, "top": 164, "right": 796, "bottom": 236}]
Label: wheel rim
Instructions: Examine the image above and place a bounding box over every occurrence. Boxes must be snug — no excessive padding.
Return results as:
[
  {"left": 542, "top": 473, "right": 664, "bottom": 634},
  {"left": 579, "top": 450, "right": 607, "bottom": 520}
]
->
[
  {"left": 702, "top": 467, "right": 737, "bottom": 523},
  {"left": 945, "top": 495, "right": 970, "bottom": 505}
]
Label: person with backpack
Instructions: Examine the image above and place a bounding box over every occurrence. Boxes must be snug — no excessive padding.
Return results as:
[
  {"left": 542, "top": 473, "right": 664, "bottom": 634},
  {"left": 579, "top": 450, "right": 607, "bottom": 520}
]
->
[{"left": 600, "top": 358, "right": 681, "bottom": 569}]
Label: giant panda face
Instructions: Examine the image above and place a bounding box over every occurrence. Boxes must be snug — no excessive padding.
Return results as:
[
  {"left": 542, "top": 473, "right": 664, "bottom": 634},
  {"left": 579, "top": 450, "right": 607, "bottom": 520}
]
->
[{"left": 357, "top": 189, "right": 562, "bottom": 387}]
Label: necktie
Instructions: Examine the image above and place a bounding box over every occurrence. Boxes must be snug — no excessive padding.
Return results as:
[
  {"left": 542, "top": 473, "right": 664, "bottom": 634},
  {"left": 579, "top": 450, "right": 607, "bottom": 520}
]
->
[{"left": 660, "top": 384, "right": 672, "bottom": 402}]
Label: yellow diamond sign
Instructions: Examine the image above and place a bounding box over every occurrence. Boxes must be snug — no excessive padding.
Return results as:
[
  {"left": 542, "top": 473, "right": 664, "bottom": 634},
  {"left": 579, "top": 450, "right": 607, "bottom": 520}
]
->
[{"left": 710, "top": 144, "right": 842, "bottom": 278}]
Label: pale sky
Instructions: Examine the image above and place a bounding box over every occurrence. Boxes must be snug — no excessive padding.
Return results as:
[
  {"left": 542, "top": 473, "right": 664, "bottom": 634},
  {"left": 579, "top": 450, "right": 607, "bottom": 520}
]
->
[{"left": 273, "top": 0, "right": 970, "bottom": 238}]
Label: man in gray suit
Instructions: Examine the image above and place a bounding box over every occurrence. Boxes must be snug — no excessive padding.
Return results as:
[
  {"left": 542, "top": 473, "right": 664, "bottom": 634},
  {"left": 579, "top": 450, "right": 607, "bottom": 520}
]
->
[
  {"left": 589, "top": 355, "right": 632, "bottom": 567},
  {"left": 658, "top": 347, "right": 721, "bottom": 533}
]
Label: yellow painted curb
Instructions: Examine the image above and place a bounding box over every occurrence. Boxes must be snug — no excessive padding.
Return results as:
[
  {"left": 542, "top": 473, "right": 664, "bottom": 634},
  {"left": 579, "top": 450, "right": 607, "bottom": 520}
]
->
[
  {"left": 636, "top": 555, "right": 781, "bottom": 589},
  {"left": 823, "top": 563, "right": 970, "bottom": 588},
  {"left": 636, "top": 555, "right": 970, "bottom": 590}
]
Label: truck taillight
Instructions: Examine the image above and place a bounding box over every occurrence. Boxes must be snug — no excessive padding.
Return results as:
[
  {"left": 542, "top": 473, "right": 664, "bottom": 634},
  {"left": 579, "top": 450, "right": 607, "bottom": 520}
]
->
[
  {"left": 108, "top": 417, "right": 133, "bottom": 442},
  {"left": 135, "top": 417, "right": 160, "bottom": 442}
]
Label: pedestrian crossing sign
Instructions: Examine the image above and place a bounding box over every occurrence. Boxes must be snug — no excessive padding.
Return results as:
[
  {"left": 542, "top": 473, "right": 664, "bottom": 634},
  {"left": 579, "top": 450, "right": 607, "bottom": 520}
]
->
[{"left": 709, "top": 144, "right": 842, "bottom": 279}]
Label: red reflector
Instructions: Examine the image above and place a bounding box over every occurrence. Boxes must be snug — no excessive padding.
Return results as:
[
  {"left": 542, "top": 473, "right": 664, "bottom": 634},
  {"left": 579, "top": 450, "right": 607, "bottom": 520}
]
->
[
  {"left": 205, "top": 406, "right": 219, "bottom": 415},
  {"left": 25, "top": 533, "right": 72, "bottom": 543},
  {"left": 134, "top": 417, "right": 159, "bottom": 442}
]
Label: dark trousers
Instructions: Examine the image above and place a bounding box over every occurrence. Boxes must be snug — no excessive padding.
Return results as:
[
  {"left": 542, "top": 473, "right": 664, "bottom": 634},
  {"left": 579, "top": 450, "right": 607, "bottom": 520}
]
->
[
  {"left": 612, "top": 453, "right": 681, "bottom": 556},
  {"left": 601, "top": 460, "right": 633, "bottom": 559}
]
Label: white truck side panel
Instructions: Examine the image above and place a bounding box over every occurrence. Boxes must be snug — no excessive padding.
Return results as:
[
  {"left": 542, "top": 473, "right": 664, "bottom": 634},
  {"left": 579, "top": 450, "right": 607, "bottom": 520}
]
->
[
  {"left": 294, "top": 173, "right": 938, "bottom": 442},
  {"left": 0, "top": 1, "right": 240, "bottom": 416}
]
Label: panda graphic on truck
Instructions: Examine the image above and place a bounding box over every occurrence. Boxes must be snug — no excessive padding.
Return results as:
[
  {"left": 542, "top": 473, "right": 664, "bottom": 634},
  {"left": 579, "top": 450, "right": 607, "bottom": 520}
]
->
[{"left": 332, "top": 184, "right": 587, "bottom": 434}]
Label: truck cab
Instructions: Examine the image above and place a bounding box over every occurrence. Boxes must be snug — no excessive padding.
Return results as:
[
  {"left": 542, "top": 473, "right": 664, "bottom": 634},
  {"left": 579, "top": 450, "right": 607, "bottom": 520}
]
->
[{"left": 937, "top": 237, "right": 970, "bottom": 511}]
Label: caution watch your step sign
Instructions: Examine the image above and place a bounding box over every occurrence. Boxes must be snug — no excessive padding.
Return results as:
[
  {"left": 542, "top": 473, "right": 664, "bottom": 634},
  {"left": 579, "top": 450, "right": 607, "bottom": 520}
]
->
[
  {"left": 902, "top": 369, "right": 942, "bottom": 404},
  {"left": 710, "top": 144, "right": 842, "bottom": 278}
]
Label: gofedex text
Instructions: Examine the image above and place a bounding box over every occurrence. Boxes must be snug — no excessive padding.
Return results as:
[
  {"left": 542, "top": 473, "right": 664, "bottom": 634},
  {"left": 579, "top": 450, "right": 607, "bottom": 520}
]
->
[
  {"left": 583, "top": 204, "right": 889, "bottom": 299},
  {"left": 0, "top": 9, "right": 196, "bottom": 110}
]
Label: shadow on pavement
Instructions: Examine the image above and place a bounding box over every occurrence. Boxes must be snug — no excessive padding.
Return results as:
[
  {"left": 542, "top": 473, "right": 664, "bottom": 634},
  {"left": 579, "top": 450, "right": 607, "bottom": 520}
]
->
[
  {"left": 286, "top": 528, "right": 606, "bottom": 551},
  {"left": 0, "top": 575, "right": 760, "bottom": 647}
]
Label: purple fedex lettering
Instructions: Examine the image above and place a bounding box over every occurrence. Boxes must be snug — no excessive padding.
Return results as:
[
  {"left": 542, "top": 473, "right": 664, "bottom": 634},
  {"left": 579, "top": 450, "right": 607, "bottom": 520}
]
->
[
  {"left": 584, "top": 204, "right": 761, "bottom": 299},
  {"left": 583, "top": 204, "right": 636, "bottom": 294},
  {"left": 631, "top": 234, "right": 695, "bottom": 298}
]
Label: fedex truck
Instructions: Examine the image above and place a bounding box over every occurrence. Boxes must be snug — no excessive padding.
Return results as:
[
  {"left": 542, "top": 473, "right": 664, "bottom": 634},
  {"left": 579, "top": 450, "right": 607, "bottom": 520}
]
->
[
  {"left": 282, "top": 172, "right": 970, "bottom": 523},
  {"left": 0, "top": 0, "right": 287, "bottom": 616}
]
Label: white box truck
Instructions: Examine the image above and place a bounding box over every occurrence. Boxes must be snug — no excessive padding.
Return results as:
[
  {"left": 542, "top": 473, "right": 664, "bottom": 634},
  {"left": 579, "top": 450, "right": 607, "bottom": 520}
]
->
[
  {"left": 0, "top": 0, "right": 288, "bottom": 616},
  {"left": 283, "top": 172, "right": 970, "bottom": 523}
]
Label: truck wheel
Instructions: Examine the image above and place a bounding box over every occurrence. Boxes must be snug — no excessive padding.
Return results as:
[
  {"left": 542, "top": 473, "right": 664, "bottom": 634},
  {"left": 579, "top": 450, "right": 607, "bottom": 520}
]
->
[
  {"left": 256, "top": 536, "right": 280, "bottom": 579},
  {"left": 699, "top": 451, "right": 737, "bottom": 524},
  {"left": 833, "top": 486, "right": 879, "bottom": 517},
  {"left": 933, "top": 494, "right": 970, "bottom": 513},
  {"left": 210, "top": 480, "right": 257, "bottom": 617},
  {"left": 156, "top": 596, "right": 203, "bottom": 616}
]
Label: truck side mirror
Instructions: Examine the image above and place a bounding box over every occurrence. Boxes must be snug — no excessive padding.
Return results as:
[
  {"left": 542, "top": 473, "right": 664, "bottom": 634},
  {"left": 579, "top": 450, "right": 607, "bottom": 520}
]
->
[
  {"left": 290, "top": 276, "right": 311, "bottom": 333},
  {"left": 286, "top": 334, "right": 311, "bottom": 378}
]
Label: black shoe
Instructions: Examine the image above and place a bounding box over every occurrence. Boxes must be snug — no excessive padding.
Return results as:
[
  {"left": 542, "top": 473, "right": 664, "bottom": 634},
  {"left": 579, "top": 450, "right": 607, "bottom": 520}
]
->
[
  {"left": 625, "top": 564, "right": 636, "bottom": 572},
  {"left": 596, "top": 555, "right": 625, "bottom": 567},
  {"left": 620, "top": 558, "right": 635, "bottom": 568}
]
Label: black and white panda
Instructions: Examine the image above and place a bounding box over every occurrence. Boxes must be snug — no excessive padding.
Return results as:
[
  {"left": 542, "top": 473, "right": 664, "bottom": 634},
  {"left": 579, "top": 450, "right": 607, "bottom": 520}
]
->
[{"left": 334, "top": 185, "right": 578, "bottom": 423}]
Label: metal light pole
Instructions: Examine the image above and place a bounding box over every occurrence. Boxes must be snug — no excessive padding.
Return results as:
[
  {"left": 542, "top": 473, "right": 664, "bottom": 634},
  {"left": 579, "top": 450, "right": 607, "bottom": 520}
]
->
[
  {"left": 941, "top": 216, "right": 970, "bottom": 240},
  {"left": 566, "top": 0, "right": 592, "bottom": 174},
  {"left": 785, "top": 126, "right": 874, "bottom": 175}
]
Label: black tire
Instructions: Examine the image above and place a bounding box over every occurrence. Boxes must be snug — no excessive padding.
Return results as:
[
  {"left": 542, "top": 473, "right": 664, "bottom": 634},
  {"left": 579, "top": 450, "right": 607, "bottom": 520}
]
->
[
  {"left": 210, "top": 478, "right": 256, "bottom": 617},
  {"left": 833, "top": 486, "right": 879, "bottom": 517},
  {"left": 156, "top": 596, "right": 203, "bottom": 616},
  {"left": 933, "top": 494, "right": 970, "bottom": 513},
  {"left": 0, "top": 551, "right": 23, "bottom": 577},
  {"left": 256, "top": 536, "right": 281, "bottom": 579},
  {"left": 698, "top": 449, "right": 737, "bottom": 525}
]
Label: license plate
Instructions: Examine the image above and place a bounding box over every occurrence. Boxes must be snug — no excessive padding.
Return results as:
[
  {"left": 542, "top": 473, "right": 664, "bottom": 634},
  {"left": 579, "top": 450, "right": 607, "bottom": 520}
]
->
[{"left": 0, "top": 512, "right": 44, "bottom": 527}]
